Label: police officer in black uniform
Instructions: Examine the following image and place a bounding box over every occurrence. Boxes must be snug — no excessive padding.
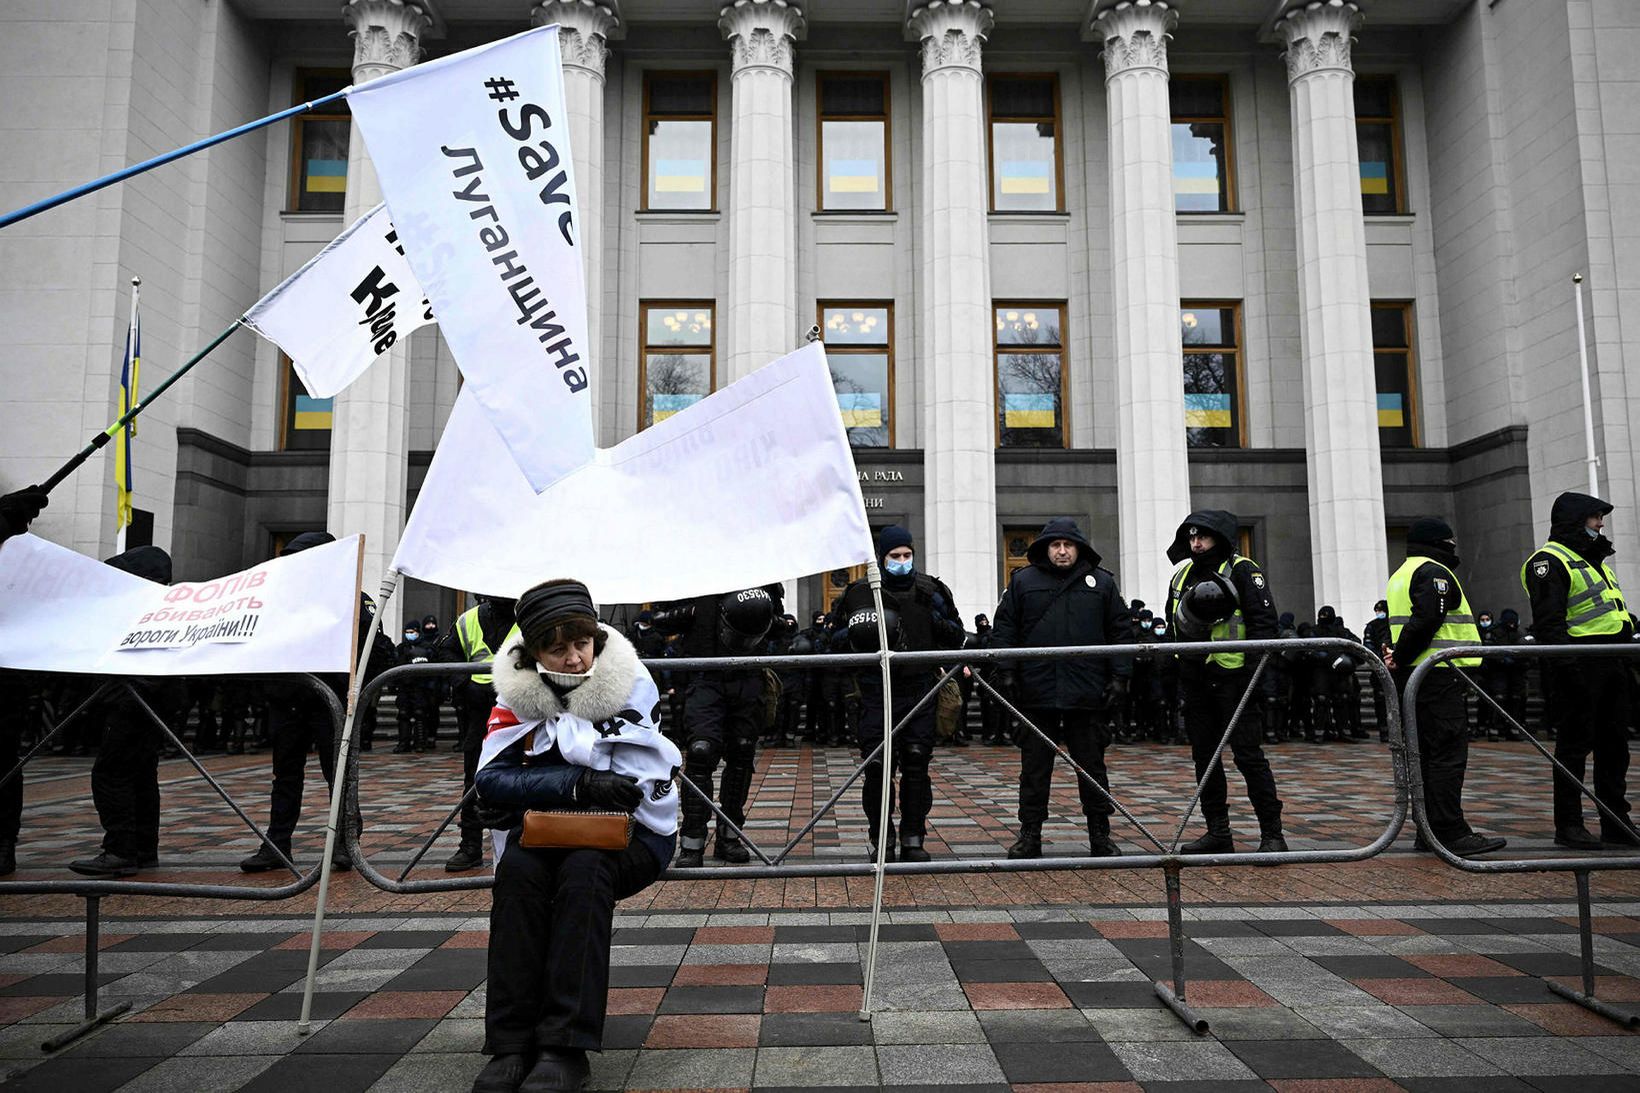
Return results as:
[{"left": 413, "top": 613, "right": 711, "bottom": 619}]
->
[
  {"left": 830, "top": 526, "right": 966, "bottom": 863},
  {"left": 663, "top": 586, "right": 781, "bottom": 868},
  {"left": 1523, "top": 492, "right": 1640, "bottom": 848},
  {"left": 1165, "top": 510, "right": 1288, "bottom": 854},
  {"left": 436, "top": 595, "right": 517, "bottom": 872},
  {"left": 991, "top": 518, "right": 1132, "bottom": 859}
]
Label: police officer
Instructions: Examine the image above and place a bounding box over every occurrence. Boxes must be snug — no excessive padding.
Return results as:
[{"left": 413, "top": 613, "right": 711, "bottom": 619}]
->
[
  {"left": 968, "top": 614, "right": 1006, "bottom": 745},
  {"left": 436, "top": 594, "right": 517, "bottom": 872},
  {"left": 1523, "top": 492, "right": 1640, "bottom": 848},
  {"left": 69, "top": 546, "right": 184, "bottom": 877},
  {"left": 991, "top": 518, "right": 1132, "bottom": 859},
  {"left": 1364, "top": 600, "right": 1392, "bottom": 739},
  {"left": 662, "top": 586, "right": 781, "bottom": 868},
  {"left": 1383, "top": 517, "right": 1507, "bottom": 857},
  {"left": 393, "top": 621, "right": 440, "bottom": 753},
  {"left": 831, "top": 526, "right": 966, "bottom": 863},
  {"left": 1165, "top": 510, "right": 1288, "bottom": 854}
]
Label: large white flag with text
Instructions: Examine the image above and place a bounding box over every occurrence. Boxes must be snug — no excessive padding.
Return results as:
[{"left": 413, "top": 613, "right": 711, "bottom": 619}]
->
[
  {"left": 0, "top": 535, "right": 362, "bottom": 675},
  {"left": 244, "top": 203, "right": 434, "bottom": 398},
  {"left": 346, "top": 24, "right": 594, "bottom": 491},
  {"left": 392, "top": 344, "right": 875, "bottom": 603}
]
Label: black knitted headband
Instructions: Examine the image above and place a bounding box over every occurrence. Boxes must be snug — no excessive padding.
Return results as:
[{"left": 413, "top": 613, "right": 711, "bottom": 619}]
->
[{"left": 516, "top": 579, "right": 597, "bottom": 647}]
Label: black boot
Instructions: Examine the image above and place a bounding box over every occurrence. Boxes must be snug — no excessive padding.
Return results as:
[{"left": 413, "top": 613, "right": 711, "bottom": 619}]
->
[
  {"left": 239, "top": 843, "right": 290, "bottom": 873},
  {"left": 1180, "top": 817, "right": 1234, "bottom": 855},
  {"left": 1007, "top": 826, "right": 1043, "bottom": 859},
  {"left": 674, "top": 845, "right": 705, "bottom": 868},
  {"left": 867, "top": 821, "right": 897, "bottom": 864},
  {"left": 520, "top": 1048, "right": 588, "bottom": 1092},
  {"left": 472, "top": 1052, "right": 535, "bottom": 1093},
  {"left": 713, "top": 834, "right": 751, "bottom": 863},
  {"left": 0, "top": 840, "right": 14, "bottom": 876},
  {"left": 899, "top": 835, "right": 931, "bottom": 863},
  {"left": 1088, "top": 821, "right": 1121, "bottom": 858},
  {"left": 445, "top": 836, "right": 484, "bottom": 872}
]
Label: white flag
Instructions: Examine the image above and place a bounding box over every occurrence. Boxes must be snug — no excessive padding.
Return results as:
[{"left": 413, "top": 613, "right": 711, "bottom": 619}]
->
[
  {"left": 0, "top": 535, "right": 363, "bottom": 676},
  {"left": 346, "top": 24, "right": 595, "bottom": 492},
  {"left": 244, "top": 204, "right": 434, "bottom": 399},
  {"left": 392, "top": 344, "right": 875, "bottom": 604}
]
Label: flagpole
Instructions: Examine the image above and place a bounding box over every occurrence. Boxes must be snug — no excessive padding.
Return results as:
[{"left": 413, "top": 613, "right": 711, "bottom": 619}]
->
[
  {"left": 40, "top": 317, "right": 246, "bottom": 495},
  {"left": 299, "top": 562, "right": 400, "bottom": 1035},
  {"left": 114, "top": 277, "right": 140, "bottom": 555},
  {"left": 0, "top": 91, "right": 351, "bottom": 231}
]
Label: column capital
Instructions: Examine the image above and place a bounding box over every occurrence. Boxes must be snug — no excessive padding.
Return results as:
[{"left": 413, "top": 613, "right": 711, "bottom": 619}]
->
[
  {"left": 907, "top": 0, "right": 992, "bottom": 79},
  {"left": 341, "top": 0, "right": 429, "bottom": 82},
  {"left": 1278, "top": 0, "right": 1362, "bottom": 83},
  {"left": 1092, "top": 1, "right": 1177, "bottom": 80},
  {"left": 532, "top": 1, "right": 619, "bottom": 79},
  {"left": 719, "top": 0, "right": 805, "bottom": 79}
]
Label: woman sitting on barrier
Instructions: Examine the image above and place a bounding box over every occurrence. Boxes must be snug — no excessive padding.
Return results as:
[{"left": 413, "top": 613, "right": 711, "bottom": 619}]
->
[{"left": 471, "top": 578, "right": 681, "bottom": 1093}]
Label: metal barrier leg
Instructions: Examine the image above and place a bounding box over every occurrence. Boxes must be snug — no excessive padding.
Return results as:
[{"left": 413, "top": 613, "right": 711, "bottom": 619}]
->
[
  {"left": 1152, "top": 861, "right": 1208, "bottom": 1034},
  {"left": 1545, "top": 870, "right": 1640, "bottom": 1027},
  {"left": 40, "top": 896, "right": 130, "bottom": 1052}
]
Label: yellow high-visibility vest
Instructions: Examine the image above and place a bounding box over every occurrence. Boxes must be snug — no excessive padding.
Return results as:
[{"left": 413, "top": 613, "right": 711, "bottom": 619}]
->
[
  {"left": 1170, "top": 555, "right": 1251, "bottom": 670},
  {"left": 456, "top": 607, "right": 499, "bottom": 686},
  {"left": 1386, "top": 557, "right": 1480, "bottom": 668},
  {"left": 1521, "top": 541, "right": 1630, "bottom": 637}
]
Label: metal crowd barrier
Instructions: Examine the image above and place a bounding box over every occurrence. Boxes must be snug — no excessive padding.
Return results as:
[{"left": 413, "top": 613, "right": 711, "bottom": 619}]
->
[
  {"left": 349, "top": 635, "right": 1404, "bottom": 1033},
  {"left": 1403, "top": 643, "right": 1640, "bottom": 1027},
  {"left": 0, "top": 673, "right": 346, "bottom": 1050}
]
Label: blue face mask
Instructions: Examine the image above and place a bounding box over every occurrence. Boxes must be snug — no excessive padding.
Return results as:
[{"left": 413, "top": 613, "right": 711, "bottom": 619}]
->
[
  {"left": 403, "top": 631, "right": 418, "bottom": 642},
  {"left": 885, "top": 557, "right": 914, "bottom": 578},
  {"left": 1587, "top": 525, "right": 1602, "bottom": 539}
]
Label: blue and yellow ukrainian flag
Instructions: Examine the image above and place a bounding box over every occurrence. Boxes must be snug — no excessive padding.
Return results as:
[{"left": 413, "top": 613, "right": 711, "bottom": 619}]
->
[
  {"left": 1184, "top": 392, "right": 1232, "bottom": 429},
  {"left": 114, "top": 285, "right": 140, "bottom": 533}
]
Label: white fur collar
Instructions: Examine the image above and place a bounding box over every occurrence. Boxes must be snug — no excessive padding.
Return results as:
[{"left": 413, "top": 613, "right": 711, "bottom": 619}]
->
[{"left": 491, "top": 626, "right": 643, "bottom": 723}]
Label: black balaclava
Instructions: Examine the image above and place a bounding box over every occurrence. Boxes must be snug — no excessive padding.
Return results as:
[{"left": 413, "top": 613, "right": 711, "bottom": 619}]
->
[{"left": 1406, "top": 516, "right": 1460, "bottom": 569}]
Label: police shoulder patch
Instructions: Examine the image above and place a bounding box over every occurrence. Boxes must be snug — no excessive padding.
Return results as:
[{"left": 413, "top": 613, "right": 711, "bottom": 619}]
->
[
  {"left": 1433, "top": 577, "right": 1449, "bottom": 594},
  {"left": 1534, "top": 561, "right": 1550, "bottom": 578},
  {"left": 1251, "top": 573, "right": 1266, "bottom": 589},
  {"left": 1085, "top": 574, "right": 1097, "bottom": 588}
]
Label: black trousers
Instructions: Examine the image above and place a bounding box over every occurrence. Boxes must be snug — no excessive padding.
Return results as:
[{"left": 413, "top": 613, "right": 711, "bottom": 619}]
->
[
  {"left": 680, "top": 673, "right": 762, "bottom": 848},
  {"left": 1181, "top": 669, "right": 1283, "bottom": 835},
  {"left": 1017, "top": 708, "right": 1111, "bottom": 829},
  {"left": 1551, "top": 657, "right": 1633, "bottom": 834},
  {"left": 0, "top": 687, "right": 22, "bottom": 846},
  {"left": 858, "top": 673, "right": 937, "bottom": 841},
  {"left": 265, "top": 685, "right": 340, "bottom": 851},
  {"left": 1407, "top": 671, "right": 1474, "bottom": 841},
  {"left": 484, "top": 836, "right": 665, "bottom": 1055},
  {"left": 92, "top": 704, "right": 161, "bottom": 860},
  {"left": 455, "top": 687, "right": 493, "bottom": 842}
]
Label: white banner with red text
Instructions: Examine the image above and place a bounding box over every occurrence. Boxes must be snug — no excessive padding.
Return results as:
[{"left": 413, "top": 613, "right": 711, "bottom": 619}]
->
[{"left": 0, "top": 535, "right": 362, "bottom": 675}]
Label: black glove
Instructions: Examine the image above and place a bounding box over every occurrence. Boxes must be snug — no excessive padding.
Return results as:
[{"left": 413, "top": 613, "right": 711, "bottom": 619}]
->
[
  {"left": 577, "top": 768, "right": 643, "bottom": 813},
  {"left": 0, "top": 485, "right": 48, "bottom": 538},
  {"left": 473, "top": 798, "right": 522, "bottom": 830}
]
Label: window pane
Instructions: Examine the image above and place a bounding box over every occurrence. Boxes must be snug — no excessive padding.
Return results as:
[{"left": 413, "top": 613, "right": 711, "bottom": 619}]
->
[
  {"left": 1183, "top": 351, "right": 1238, "bottom": 448},
  {"left": 1370, "top": 307, "right": 1408, "bottom": 349},
  {"left": 1172, "top": 122, "right": 1228, "bottom": 212},
  {"left": 991, "top": 77, "right": 1054, "bottom": 118},
  {"left": 648, "top": 120, "right": 712, "bottom": 210},
  {"left": 831, "top": 352, "right": 890, "bottom": 447},
  {"left": 1354, "top": 78, "right": 1395, "bottom": 118},
  {"left": 295, "top": 118, "right": 349, "bottom": 212},
  {"left": 645, "top": 353, "right": 711, "bottom": 428},
  {"left": 645, "top": 307, "right": 714, "bottom": 347},
  {"left": 995, "top": 306, "right": 1061, "bottom": 347},
  {"left": 998, "top": 352, "right": 1063, "bottom": 448},
  {"left": 821, "top": 120, "right": 886, "bottom": 210},
  {"left": 1170, "top": 79, "right": 1224, "bottom": 118},
  {"left": 820, "top": 76, "right": 885, "bottom": 116},
  {"left": 1357, "top": 121, "right": 1399, "bottom": 214},
  {"left": 298, "top": 73, "right": 351, "bottom": 104},
  {"left": 1180, "top": 307, "right": 1234, "bottom": 347},
  {"left": 991, "top": 121, "right": 1057, "bottom": 211},
  {"left": 285, "top": 371, "right": 332, "bottom": 450},
  {"left": 1375, "top": 351, "right": 1414, "bottom": 447},
  {"left": 649, "top": 75, "right": 712, "bottom": 115},
  {"left": 822, "top": 307, "right": 889, "bottom": 346}
]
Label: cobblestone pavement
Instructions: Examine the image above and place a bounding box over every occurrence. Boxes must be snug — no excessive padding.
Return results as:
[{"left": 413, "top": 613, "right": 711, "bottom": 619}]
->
[{"left": 3, "top": 740, "right": 1640, "bottom": 1089}]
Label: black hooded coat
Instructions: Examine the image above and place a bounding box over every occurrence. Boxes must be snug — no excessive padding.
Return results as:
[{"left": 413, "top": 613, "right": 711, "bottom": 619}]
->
[
  {"left": 1525, "top": 492, "right": 1632, "bottom": 644},
  {"left": 991, "top": 518, "right": 1132, "bottom": 709},
  {"left": 1163, "top": 509, "right": 1279, "bottom": 672}
]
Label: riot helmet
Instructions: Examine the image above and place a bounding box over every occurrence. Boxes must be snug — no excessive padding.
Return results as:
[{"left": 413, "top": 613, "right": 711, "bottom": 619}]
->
[
  {"left": 847, "top": 606, "right": 902, "bottom": 652},
  {"left": 1173, "top": 573, "right": 1238, "bottom": 640},
  {"left": 718, "top": 587, "right": 776, "bottom": 651}
]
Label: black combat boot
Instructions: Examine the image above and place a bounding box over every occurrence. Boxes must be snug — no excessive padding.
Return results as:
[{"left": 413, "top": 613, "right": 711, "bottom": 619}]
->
[
  {"left": 445, "top": 835, "right": 484, "bottom": 872},
  {"left": 674, "top": 844, "right": 705, "bottom": 868},
  {"left": 519, "top": 1047, "right": 588, "bottom": 1092},
  {"left": 1088, "top": 820, "right": 1121, "bottom": 858},
  {"left": 471, "top": 1052, "right": 535, "bottom": 1093},
  {"left": 1006, "top": 825, "right": 1043, "bottom": 859},
  {"left": 899, "top": 835, "right": 931, "bottom": 863},
  {"left": 713, "top": 833, "right": 751, "bottom": 863},
  {"left": 1180, "top": 817, "right": 1235, "bottom": 855}
]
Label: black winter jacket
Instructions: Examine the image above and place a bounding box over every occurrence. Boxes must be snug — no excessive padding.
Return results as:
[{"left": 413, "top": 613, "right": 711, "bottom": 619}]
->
[{"left": 990, "top": 519, "right": 1132, "bottom": 709}]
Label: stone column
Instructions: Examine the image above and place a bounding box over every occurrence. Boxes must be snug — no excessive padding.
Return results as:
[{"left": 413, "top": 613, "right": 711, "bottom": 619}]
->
[
  {"left": 908, "top": 0, "right": 997, "bottom": 618},
  {"left": 330, "top": 0, "right": 427, "bottom": 622},
  {"left": 1093, "top": 0, "right": 1192, "bottom": 603},
  {"left": 532, "top": 1, "right": 617, "bottom": 441},
  {"left": 1279, "top": 0, "right": 1387, "bottom": 620},
  {"left": 719, "top": 0, "right": 803, "bottom": 384}
]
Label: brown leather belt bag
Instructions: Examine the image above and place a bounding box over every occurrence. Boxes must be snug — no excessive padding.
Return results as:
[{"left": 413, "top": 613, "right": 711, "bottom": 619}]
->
[{"left": 519, "top": 809, "right": 633, "bottom": 850}]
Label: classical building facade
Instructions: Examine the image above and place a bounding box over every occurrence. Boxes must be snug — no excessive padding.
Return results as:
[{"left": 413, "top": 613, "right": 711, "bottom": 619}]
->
[{"left": 3, "top": 0, "right": 1638, "bottom": 629}]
